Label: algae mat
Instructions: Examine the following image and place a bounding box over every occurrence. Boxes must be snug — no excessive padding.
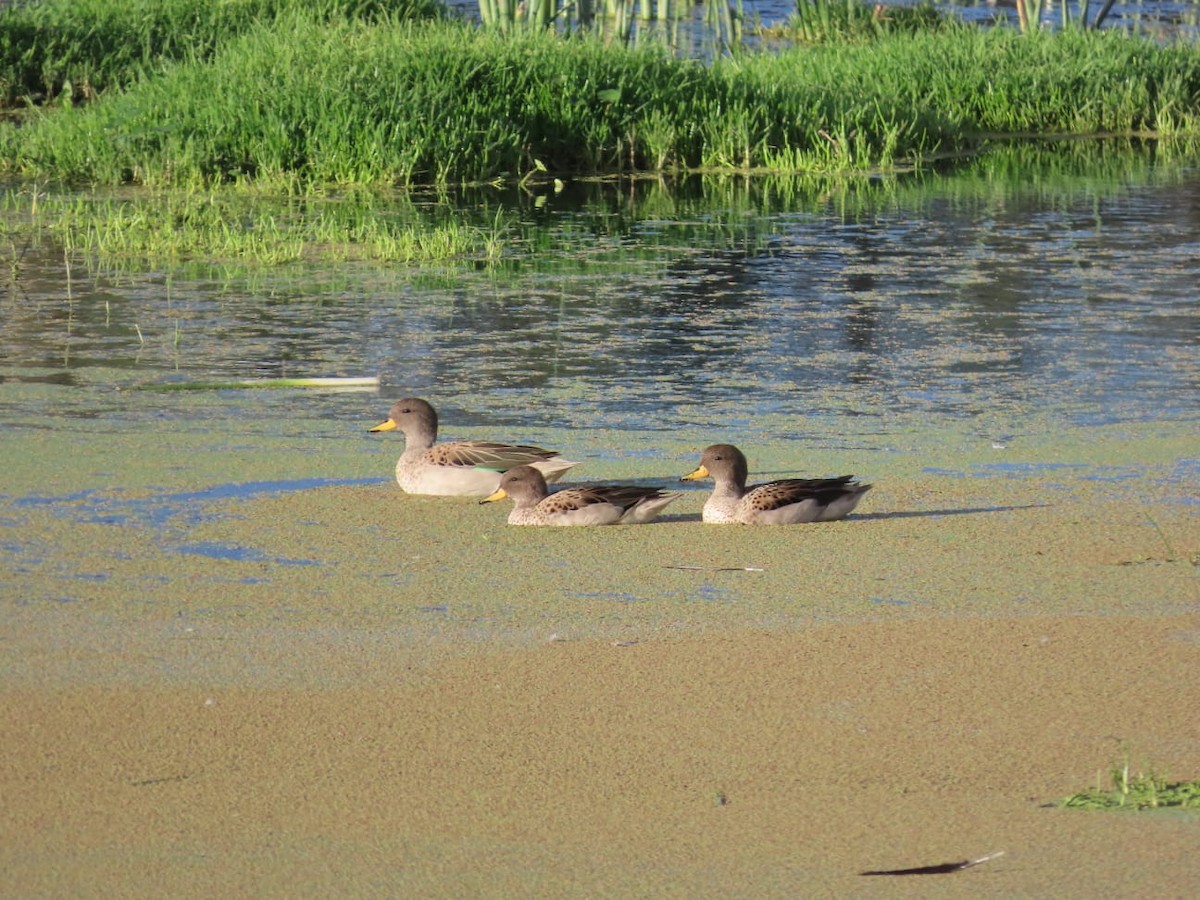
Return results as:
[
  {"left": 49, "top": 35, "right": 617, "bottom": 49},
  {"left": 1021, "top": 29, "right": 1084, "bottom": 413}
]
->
[{"left": 1, "top": 419, "right": 1197, "bottom": 896}]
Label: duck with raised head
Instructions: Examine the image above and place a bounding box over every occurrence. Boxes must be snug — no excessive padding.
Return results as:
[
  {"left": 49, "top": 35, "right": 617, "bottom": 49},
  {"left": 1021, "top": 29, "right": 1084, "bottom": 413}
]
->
[
  {"left": 369, "top": 398, "right": 578, "bottom": 496},
  {"left": 481, "top": 465, "right": 682, "bottom": 526},
  {"left": 681, "top": 443, "right": 870, "bottom": 525}
]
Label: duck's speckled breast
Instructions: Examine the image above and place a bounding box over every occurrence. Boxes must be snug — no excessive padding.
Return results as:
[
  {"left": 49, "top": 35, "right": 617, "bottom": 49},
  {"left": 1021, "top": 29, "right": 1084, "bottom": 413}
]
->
[{"left": 701, "top": 496, "right": 742, "bottom": 524}]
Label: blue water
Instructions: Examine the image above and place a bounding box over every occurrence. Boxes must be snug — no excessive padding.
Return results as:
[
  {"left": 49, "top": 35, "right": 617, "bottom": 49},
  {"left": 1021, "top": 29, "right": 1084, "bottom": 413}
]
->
[{"left": 9, "top": 479, "right": 381, "bottom": 529}]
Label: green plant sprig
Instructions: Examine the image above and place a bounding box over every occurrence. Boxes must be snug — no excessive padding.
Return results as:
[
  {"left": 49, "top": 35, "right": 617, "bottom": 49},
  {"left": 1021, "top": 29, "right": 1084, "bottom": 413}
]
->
[{"left": 1062, "top": 757, "right": 1200, "bottom": 811}]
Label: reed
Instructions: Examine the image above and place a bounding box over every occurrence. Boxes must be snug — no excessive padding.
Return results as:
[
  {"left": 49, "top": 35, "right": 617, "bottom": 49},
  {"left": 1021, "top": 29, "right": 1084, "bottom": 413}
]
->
[
  {"left": 477, "top": 0, "right": 699, "bottom": 45},
  {"left": 478, "top": 0, "right": 560, "bottom": 32},
  {"left": 1018, "top": 0, "right": 1119, "bottom": 33},
  {"left": 777, "top": 0, "right": 947, "bottom": 43},
  {"left": 704, "top": 0, "right": 744, "bottom": 54},
  {"left": 790, "top": 0, "right": 875, "bottom": 43}
]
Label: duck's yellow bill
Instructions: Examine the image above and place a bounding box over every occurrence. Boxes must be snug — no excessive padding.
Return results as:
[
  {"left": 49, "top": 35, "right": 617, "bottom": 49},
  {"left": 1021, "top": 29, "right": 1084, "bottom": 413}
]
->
[
  {"left": 480, "top": 488, "right": 507, "bottom": 504},
  {"left": 681, "top": 465, "right": 709, "bottom": 482},
  {"left": 369, "top": 418, "right": 398, "bottom": 433}
]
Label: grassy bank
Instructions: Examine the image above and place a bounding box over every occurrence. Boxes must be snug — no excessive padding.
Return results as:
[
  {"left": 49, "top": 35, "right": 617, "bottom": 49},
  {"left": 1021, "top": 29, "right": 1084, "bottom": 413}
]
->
[
  {"left": 2, "top": 15, "right": 1200, "bottom": 188},
  {"left": 3, "top": 2, "right": 1200, "bottom": 269},
  {"left": 0, "top": 0, "right": 444, "bottom": 106}
]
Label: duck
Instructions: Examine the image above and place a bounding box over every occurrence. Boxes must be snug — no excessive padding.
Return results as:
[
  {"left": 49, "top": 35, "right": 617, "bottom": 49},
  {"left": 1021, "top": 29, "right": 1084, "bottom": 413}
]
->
[
  {"left": 681, "top": 443, "right": 871, "bottom": 525},
  {"left": 480, "top": 465, "right": 682, "bottom": 526},
  {"left": 369, "top": 397, "right": 578, "bottom": 496}
]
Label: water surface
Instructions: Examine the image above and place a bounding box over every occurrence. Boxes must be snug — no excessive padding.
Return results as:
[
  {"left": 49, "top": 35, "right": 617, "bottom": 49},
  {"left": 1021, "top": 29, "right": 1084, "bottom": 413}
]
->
[
  {"left": 3, "top": 143, "right": 1196, "bottom": 445},
  {"left": 1, "top": 143, "right": 1197, "bottom": 660}
]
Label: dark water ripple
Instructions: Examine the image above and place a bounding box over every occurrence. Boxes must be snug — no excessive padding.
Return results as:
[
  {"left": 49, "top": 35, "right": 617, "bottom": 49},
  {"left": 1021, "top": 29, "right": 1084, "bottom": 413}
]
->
[{"left": 1, "top": 153, "right": 1197, "bottom": 439}]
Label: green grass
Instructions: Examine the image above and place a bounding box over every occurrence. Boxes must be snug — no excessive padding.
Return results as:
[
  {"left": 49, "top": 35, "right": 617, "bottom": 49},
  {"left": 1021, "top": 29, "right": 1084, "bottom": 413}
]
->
[
  {"left": 3, "top": 136, "right": 1195, "bottom": 273},
  {"left": 3, "top": 4, "right": 1200, "bottom": 271},
  {"left": 0, "top": 0, "right": 445, "bottom": 107},
  {"left": 1062, "top": 759, "right": 1200, "bottom": 811},
  {"left": 2, "top": 18, "right": 1199, "bottom": 188},
  {"left": 3, "top": 186, "right": 508, "bottom": 266}
]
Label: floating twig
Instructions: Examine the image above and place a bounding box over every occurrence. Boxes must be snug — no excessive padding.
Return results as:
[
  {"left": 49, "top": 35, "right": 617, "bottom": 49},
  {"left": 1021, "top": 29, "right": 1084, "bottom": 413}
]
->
[
  {"left": 860, "top": 850, "right": 1005, "bottom": 876},
  {"left": 664, "top": 565, "right": 764, "bottom": 572},
  {"left": 129, "top": 773, "right": 192, "bottom": 787},
  {"left": 136, "top": 376, "right": 380, "bottom": 392}
]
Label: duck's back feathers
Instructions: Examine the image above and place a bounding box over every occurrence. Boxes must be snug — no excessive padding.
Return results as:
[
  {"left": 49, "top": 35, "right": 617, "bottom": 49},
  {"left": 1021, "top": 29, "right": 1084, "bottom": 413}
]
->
[
  {"left": 425, "top": 440, "right": 568, "bottom": 471},
  {"left": 738, "top": 476, "right": 871, "bottom": 525},
  {"left": 482, "top": 466, "right": 681, "bottom": 526}
]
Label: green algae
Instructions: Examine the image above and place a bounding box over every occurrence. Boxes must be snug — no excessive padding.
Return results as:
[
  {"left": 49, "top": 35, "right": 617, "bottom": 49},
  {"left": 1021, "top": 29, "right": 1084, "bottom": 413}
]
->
[{"left": 2, "top": 409, "right": 1196, "bottom": 688}]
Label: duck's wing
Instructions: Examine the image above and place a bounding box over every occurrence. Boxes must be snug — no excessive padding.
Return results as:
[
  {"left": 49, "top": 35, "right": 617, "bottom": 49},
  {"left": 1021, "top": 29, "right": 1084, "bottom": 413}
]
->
[
  {"left": 535, "top": 485, "right": 680, "bottom": 526},
  {"left": 743, "top": 476, "right": 871, "bottom": 524},
  {"left": 429, "top": 440, "right": 562, "bottom": 471}
]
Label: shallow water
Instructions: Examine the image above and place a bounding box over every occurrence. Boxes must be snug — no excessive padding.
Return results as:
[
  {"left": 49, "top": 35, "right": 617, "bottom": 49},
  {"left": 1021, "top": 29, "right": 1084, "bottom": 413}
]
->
[
  {"left": 1, "top": 143, "right": 1198, "bottom": 669},
  {"left": 3, "top": 144, "right": 1197, "bottom": 441}
]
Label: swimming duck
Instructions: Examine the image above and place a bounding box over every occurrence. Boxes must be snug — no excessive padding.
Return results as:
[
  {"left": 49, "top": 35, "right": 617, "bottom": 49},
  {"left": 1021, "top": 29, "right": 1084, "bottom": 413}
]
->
[
  {"left": 481, "top": 465, "right": 682, "bottom": 526},
  {"left": 681, "top": 443, "right": 871, "bottom": 525},
  {"left": 369, "top": 398, "right": 578, "bottom": 496}
]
